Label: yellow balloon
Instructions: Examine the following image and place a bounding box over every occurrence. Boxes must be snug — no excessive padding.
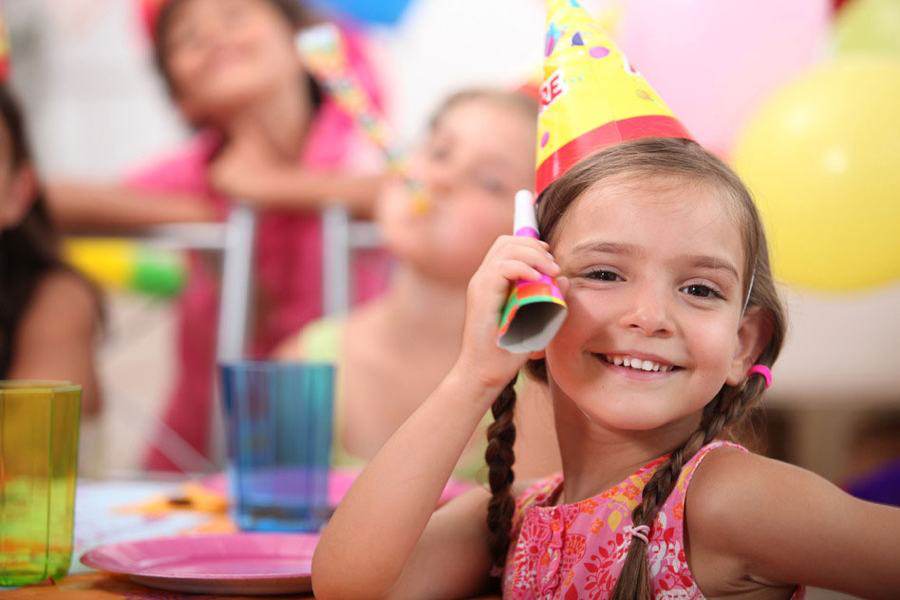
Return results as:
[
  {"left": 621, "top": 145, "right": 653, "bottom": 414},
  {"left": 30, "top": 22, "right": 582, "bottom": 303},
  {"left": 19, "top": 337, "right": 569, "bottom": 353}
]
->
[{"left": 732, "top": 58, "right": 900, "bottom": 292}]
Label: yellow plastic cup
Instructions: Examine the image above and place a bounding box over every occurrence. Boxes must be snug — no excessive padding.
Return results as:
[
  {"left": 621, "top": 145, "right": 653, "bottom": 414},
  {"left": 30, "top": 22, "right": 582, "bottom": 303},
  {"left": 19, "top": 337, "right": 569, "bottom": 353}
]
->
[{"left": 0, "top": 381, "right": 81, "bottom": 586}]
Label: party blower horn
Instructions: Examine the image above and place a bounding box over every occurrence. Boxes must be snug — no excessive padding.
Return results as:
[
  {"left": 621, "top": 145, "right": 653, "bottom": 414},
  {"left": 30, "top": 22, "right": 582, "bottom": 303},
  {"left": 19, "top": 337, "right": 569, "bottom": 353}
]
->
[
  {"left": 497, "top": 190, "right": 568, "bottom": 353},
  {"left": 297, "top": 23, "right": 429, "bottom": 214}
]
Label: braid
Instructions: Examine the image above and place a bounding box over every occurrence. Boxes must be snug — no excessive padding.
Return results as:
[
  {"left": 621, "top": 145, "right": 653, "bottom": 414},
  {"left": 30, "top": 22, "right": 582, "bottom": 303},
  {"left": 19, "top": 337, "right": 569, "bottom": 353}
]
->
[
  {"left": 485, "top": 377, "right": 519, "bottom": 576},
  {"left": 611, "top": 374, "right": 769, "bottom": 599}
]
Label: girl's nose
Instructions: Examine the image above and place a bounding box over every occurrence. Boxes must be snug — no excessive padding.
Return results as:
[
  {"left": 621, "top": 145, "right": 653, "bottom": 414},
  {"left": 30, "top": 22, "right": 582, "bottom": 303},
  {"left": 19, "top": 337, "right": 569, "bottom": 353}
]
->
[
  {"left": 619, "top": 283, "right": 675, "bottom": 338},
  {"left": 422, "top": 161, "right": 459, "bottom": 201}
]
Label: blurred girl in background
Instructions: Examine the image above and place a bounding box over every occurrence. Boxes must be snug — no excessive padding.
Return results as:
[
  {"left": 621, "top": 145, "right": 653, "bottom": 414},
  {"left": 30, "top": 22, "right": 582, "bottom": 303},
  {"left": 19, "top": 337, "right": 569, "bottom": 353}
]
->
[
  {"left": 278, "top": 88, "right": 560, "bottom": 482},
  {"left": 46, "top": 0, "right": 386, "bottom": 471},
  {"left": 0, "top": 83, "right": 102, "bottom": 418}
]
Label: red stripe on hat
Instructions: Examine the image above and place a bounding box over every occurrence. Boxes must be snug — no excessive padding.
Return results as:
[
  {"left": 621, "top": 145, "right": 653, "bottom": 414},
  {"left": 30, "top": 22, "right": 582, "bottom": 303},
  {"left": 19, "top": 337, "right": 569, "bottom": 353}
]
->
[{"left": 535, "top": 114, "right": 692, "bottom": 196}]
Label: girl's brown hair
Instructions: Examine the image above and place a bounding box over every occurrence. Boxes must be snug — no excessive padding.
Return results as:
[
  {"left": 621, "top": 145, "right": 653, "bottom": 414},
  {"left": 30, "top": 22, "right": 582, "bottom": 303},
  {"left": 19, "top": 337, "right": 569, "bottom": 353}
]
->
[
  {"left": 428, "top": 88, "right": 539, "bottom": 130},
  {"left": 484, "top": 137, "right": 787, "bottom": 598}
]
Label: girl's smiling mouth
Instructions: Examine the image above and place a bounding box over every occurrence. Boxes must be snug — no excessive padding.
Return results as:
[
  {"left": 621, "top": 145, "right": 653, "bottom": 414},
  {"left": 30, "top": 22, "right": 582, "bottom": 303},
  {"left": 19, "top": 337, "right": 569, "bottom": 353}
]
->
[{"left": 591, "top": 352, "right": 684, "bottom": 378}]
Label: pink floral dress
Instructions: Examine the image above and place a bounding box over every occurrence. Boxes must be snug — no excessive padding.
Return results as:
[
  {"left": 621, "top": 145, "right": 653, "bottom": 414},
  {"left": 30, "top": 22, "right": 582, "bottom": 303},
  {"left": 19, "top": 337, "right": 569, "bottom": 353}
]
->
[{"left": 503, "top": 441, "right": 805, "bottom": 599}]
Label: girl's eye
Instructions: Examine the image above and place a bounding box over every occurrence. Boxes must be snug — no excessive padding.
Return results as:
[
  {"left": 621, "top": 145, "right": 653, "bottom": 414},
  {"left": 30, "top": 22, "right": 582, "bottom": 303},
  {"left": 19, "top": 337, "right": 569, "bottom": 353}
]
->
[
  {"left": 476, "top": 175, "right": 505, "bottom": 196},
  {"left": 585, "top": 269, "right": 621, "bottom": 282},
  {"left": 427, "top": 143, "right": 450, "bottom": 161},
  {"left": 681, "top": 284, "right": 723, "bottom": 299}
]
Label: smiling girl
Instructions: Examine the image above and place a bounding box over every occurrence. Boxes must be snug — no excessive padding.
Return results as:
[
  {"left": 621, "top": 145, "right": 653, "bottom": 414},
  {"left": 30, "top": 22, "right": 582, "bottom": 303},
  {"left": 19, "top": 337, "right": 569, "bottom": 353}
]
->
[{"left": 311, "top": 2, "right": 900, "bottom": 596}]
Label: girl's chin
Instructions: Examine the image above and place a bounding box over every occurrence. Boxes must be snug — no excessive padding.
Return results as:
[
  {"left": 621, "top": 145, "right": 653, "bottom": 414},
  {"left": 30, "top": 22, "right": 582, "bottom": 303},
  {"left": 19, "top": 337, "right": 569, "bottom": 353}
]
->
[
  {"left": 570, "top": 396, "right": 683, "bottom": 432},
  {"left": 186, "top": 84, "right": 274, "bottom": 116}
]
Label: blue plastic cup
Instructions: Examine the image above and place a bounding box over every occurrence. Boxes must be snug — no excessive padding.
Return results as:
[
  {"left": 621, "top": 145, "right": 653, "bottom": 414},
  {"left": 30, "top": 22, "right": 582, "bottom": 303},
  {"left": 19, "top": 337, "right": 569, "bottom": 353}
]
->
[{"left": 219, "top": 361, "right": 334, "bottom": 532}]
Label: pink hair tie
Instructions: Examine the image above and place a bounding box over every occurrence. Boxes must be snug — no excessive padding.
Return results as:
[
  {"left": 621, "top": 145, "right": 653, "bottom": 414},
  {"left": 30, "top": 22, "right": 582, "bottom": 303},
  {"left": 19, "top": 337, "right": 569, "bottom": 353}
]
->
[
  {"left": 748, "top": 364, "right": 772, "bottom": 388},
  {"left": 624, "top": 524, "right": 650, "bottom": 544}
]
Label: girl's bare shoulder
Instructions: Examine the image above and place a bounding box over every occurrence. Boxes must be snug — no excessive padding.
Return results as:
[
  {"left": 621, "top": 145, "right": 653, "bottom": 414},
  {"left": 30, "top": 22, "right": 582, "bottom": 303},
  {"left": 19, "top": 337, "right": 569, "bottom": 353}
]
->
[
  {"left": 21, "top": 269, "right": 100, "bottom": 336},
  {"left": 686, "top": 446, "right": 824, "bottom": 544},
  {"left": 685, "top": 444, "right": 900, "bottom": 597}
]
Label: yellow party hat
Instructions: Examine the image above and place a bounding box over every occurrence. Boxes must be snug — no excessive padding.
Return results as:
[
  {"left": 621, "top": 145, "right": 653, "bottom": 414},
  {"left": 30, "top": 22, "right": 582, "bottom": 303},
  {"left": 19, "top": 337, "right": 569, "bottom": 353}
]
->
[{"left": 535, "top": 0, "right": 692, "bottom": 195}]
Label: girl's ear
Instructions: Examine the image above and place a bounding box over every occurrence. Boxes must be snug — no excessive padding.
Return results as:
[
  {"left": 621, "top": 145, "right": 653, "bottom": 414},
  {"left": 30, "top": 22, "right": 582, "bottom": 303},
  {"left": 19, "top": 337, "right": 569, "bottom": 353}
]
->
[
  {"left": 0, "top": 165, "right": 37, "bottom": 228},
  {"left": 725, "top": 306, "right": 773, "bottom": 386}
]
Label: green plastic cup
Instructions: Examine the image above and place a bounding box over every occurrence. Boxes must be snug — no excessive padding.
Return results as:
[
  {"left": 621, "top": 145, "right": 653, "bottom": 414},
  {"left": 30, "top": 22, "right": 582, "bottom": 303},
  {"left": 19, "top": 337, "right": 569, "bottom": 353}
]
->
[{"left": 0, "top": 381, "right": 81, "bottom": 586}]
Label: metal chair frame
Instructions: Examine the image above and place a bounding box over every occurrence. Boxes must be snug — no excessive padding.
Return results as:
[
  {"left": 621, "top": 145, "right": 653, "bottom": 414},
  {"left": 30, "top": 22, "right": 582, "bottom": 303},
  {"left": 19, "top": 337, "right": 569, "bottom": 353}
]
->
[{"left": 81, "top": 205, "right": 380, "bottom": 471}]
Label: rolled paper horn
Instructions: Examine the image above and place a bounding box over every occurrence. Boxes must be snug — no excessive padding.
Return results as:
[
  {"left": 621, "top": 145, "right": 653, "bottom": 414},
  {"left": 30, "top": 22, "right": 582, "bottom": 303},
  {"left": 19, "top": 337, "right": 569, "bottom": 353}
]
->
[{"left": 497, "top": 190, "right": 568, "bottom": 353}]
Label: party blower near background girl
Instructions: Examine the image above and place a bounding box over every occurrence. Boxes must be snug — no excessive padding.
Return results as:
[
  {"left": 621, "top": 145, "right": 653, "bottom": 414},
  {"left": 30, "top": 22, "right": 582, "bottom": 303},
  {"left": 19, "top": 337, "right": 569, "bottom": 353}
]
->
[{"left": 312, "top": 1, "right": 900, "bottom": 598}]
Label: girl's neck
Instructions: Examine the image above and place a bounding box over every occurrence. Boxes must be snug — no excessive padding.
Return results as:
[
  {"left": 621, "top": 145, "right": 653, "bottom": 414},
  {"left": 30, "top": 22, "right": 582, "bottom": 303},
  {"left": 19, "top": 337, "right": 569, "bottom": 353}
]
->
[
  {"left": 371, "top": 266, "right": 468, "bottom": 352},
  {"left": 551, "top": 386, "right": 702, "bottom": 504},
  {"left": 223, "top": 74, "right": 312, "bottom": 159}
]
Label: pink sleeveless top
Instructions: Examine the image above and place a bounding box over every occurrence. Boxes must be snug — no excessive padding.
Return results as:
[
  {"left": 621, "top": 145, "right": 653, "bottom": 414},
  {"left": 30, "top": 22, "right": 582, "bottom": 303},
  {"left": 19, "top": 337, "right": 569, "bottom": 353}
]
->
[{"left": 503, "top": 441, "right": 805, "bottom": 599}]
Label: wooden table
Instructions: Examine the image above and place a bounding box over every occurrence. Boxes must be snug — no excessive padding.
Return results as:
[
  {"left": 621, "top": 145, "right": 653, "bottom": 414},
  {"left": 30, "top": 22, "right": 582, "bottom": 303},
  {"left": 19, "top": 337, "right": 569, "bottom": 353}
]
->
[
  {"left": 2, "top": 478, "right": 315, "bottom": 599},
  {"left": 3, "top": 573, "right": 313, "bottom": 599}
]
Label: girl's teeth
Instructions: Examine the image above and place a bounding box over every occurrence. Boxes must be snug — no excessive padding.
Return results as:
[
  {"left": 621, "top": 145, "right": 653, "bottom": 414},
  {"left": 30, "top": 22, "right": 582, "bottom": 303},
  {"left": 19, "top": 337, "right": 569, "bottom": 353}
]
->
[{"left": 604, "top": 355, "right": 673, "bottom": 373}]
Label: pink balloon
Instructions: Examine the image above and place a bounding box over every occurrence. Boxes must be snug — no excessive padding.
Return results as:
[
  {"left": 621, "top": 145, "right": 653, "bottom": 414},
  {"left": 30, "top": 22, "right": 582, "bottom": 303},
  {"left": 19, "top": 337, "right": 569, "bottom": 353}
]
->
[{"left": 618, "top": 0, "right": 830, "bottom": 156}]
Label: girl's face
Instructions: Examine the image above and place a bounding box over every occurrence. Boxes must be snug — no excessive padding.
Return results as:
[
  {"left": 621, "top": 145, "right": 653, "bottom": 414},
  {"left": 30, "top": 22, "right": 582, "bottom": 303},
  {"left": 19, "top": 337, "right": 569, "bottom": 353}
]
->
[
  {"left": 377, "top": 98, "right": 535, "bottom": 284},
  {"left": 162, "top": 0, "right": 300, "bottom": 123},
  {"left": 544, "top": 175, "right": 762, "bottom": 432}
]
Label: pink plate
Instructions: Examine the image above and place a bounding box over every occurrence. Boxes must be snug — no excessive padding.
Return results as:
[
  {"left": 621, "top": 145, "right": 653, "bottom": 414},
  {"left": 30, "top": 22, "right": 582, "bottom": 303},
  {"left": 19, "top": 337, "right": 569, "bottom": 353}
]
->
[{"left": 81, "top": 533, "right": 317, "bottom": 595}]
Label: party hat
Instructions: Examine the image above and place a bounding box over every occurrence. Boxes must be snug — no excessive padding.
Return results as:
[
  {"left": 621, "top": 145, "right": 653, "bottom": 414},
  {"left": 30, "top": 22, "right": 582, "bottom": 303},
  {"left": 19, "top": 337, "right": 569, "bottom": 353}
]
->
[
  {"left": 297, "top": 23, "right": 429, "bottom": 214},
  {"left": 497, "top": 190, "right": 568, "bottom": 353},
  {"left": 535, "top": 0, "right": 692, "bottom": 195}
]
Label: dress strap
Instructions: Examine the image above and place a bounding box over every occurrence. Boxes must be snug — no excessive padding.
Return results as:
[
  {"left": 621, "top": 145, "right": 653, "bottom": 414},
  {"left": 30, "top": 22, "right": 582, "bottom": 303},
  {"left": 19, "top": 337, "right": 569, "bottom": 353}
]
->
[
  {"left": 658, "top": 441, "right": 748, "bottom": 570},
  {"left": 668, "top": 440, "right": 748, "bottom": 507}
]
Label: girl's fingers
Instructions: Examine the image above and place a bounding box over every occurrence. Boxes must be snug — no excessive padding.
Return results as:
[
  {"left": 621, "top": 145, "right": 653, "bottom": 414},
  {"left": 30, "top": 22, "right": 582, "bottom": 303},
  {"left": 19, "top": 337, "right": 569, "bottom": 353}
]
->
[
  {"left": 498, "top": 244, "right": 560, "bottom": 277},
  {"left": 486, "top": 235, "right": 549, "bottom": 260},
  {"left": 471, "top": 235, "right": 559, "bottom": 296},
  {"left": 496, "top": 259, "right": 543, "bottom": 284}
]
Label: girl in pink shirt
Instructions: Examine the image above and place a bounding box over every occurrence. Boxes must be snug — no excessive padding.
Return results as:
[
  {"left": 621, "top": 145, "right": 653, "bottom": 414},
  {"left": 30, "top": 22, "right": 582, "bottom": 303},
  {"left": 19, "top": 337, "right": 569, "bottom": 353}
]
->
[
  {"left": 313, "top": 138, "right": 900, "bottom": 599},
  {"left": 50, "top": 0, "right": 387, "bottom": 471}
]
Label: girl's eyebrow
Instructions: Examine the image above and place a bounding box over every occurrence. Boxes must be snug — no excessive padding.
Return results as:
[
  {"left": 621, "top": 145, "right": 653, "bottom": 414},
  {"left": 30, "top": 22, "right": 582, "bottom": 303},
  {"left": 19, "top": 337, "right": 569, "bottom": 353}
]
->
[
  {"left": 569, "top": 240, "right": 740, "bottom": 282},
  {"left": 684, "top": 255, "right": 740, "bottom": 282},
  {"left": 478, "top": 155, "right": 517, "bottom": 176},
  {"left": 571, "top": 240, "right": 643, "bottom": 256}
]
